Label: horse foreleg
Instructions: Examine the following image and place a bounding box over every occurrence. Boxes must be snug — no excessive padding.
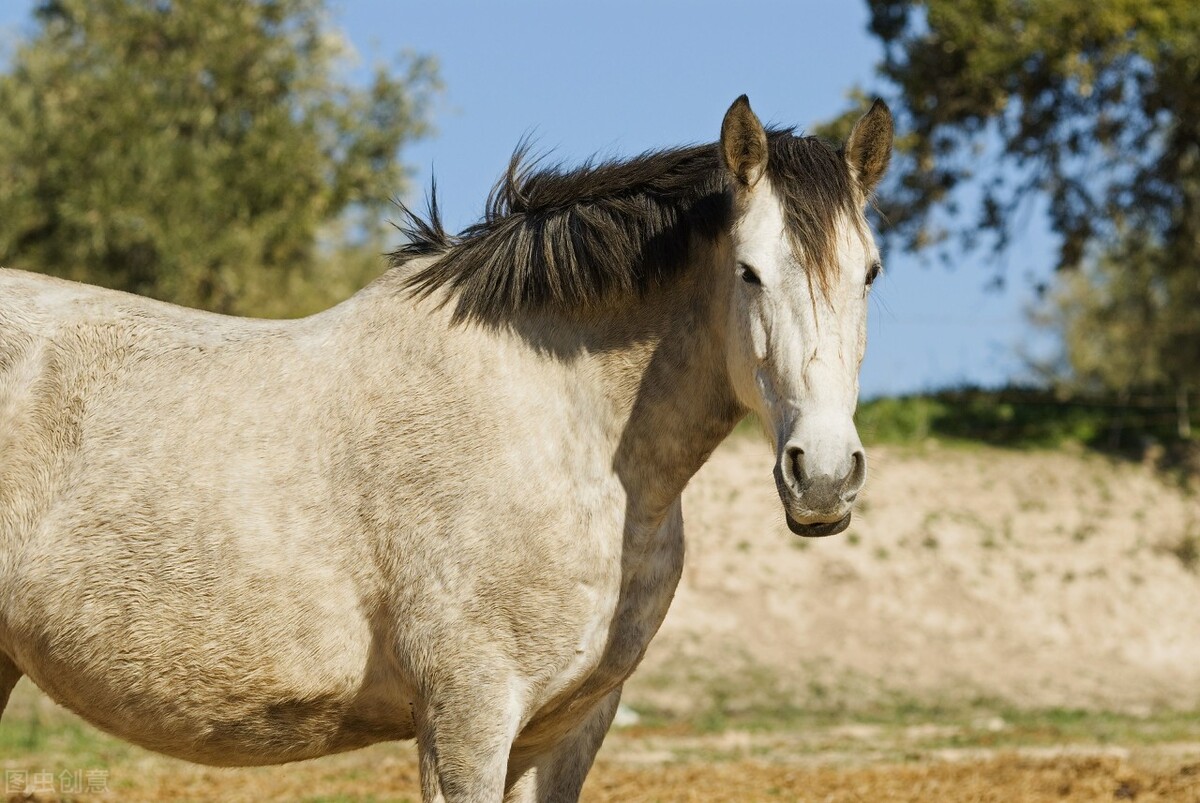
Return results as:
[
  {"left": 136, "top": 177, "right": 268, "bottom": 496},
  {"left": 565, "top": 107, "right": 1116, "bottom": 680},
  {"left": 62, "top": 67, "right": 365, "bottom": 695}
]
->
[
  {"left": 504, "top": 688, "right": 622, "bottom": 803},
  {"left": 0, "top": 654, "right": 21, "bottom": 719},
  {"left": 415, "top": 679, "right": 523, "bottom": 803}
]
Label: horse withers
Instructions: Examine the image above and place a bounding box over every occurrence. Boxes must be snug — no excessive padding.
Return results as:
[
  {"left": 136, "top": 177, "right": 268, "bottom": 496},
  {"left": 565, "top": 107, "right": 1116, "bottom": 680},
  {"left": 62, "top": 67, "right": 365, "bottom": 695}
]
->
[{"left": 0, "top": 96, "right": 891, "bottom": 802}]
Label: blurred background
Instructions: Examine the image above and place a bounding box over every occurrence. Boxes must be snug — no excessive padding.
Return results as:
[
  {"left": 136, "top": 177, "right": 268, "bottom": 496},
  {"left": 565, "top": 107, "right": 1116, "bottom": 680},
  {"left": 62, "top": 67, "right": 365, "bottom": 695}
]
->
[{"left": 1, "top": 2, "right": 1198, "bottom": 801}]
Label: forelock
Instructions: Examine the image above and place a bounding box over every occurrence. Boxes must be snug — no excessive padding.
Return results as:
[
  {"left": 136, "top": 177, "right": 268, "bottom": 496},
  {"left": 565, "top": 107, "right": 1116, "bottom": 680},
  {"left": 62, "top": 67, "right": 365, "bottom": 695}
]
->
[{"left": 764, "top": 132, "right": 860, "bottom": 298}]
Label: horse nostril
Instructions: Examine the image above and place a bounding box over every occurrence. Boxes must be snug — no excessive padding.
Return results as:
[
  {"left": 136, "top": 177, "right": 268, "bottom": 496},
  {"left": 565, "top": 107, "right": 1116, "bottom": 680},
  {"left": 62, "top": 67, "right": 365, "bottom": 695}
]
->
[
  {"left": 842, "top": 450, "right": 866, "bottom": 499},
  {"left": 784, "top": 445, "right": 805, "bottom": 489}
]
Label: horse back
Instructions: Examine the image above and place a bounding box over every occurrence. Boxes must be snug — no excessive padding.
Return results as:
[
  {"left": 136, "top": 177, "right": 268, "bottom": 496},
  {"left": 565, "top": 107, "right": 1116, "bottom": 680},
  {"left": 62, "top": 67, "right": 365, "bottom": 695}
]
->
[{"left": 0, "top": 268, "right": 276, "bottom": 574}]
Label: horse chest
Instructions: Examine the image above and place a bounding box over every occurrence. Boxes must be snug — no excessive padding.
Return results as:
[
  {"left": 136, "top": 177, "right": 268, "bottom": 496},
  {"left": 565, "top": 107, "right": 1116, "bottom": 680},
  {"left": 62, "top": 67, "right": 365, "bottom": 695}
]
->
[{"left": 541, "top": 505, "right": 685, "bottom": 720}]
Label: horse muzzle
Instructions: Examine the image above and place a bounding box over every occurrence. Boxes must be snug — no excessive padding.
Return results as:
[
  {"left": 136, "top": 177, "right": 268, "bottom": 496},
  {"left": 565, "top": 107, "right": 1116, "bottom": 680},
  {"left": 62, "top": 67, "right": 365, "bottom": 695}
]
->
[{"left": 773, "top": 441, "right": 866, "bottom": 538}]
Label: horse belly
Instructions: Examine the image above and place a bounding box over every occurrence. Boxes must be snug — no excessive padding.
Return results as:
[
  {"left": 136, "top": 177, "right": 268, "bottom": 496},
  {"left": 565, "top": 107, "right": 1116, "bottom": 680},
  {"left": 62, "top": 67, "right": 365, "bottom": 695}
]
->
[
  {"left": 8, "top": 521, "right": 413, "bottom": 766},
  {"left": 13, "top": 604, "right": 414, "bottom": 765},
  {"left": 24, "top": 658, "right": 411, "bottom": 766}
]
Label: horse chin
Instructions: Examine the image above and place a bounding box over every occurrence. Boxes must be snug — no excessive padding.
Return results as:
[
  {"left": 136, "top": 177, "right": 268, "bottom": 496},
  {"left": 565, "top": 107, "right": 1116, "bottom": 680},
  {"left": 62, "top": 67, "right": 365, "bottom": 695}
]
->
[{"left": 785, "top": 511, "right": 852, "bottom": 538}]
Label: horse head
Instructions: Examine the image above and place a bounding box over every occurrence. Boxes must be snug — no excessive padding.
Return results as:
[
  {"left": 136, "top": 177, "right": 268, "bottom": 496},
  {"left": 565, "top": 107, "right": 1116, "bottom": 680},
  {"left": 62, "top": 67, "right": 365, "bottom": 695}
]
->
[{"left": 720, "top": 96, "right": 892, "bottom": 536}]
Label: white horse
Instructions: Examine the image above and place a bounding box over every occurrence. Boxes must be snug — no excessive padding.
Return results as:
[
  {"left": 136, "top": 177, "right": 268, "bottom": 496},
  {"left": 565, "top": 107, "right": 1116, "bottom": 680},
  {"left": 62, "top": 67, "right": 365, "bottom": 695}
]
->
[{"left": 0, "top": 96, "right": 891, "bottom": 801}]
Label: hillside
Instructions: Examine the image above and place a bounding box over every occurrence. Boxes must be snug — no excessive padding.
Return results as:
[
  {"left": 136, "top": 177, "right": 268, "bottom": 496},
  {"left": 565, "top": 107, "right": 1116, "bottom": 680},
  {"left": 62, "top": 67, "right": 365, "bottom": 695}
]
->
[{"left": 628, "top": 437, "right": 1200, "bottom": 719}]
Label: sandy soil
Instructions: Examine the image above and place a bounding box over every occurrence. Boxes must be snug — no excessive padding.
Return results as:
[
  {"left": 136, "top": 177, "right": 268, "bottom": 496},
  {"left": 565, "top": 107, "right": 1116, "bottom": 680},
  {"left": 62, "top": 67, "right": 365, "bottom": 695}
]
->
[{"left": 630, "top": 438, "right": 1200, "bottom": 716}]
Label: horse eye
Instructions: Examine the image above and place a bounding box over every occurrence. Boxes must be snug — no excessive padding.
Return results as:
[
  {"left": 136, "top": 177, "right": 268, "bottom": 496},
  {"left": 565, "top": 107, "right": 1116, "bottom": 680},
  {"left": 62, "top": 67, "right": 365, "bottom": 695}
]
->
[
  {"left": 738, "top": 263, "right": 762, "bottom": 286},
  {"left": 866, "top": 261, "right": 882, "bottom": 287}
]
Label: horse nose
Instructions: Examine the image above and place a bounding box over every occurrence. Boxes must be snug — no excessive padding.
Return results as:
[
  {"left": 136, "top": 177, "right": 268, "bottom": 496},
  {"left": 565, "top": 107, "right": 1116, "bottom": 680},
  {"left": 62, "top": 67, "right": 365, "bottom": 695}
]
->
[{"left": 782, "top": 445, "right": 866, "bottom": 504}]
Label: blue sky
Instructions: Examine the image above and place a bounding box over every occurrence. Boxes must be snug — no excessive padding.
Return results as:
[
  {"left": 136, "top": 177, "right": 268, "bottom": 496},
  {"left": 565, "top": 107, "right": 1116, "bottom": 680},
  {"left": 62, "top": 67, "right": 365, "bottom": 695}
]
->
[{"left": 0, "top": 1, "right": 1059, "bottom": 398}]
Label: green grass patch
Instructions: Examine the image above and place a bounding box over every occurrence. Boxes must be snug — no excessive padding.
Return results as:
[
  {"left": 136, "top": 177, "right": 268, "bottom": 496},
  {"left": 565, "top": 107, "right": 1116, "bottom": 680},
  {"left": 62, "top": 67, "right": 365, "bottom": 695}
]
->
[
  {"left": 734, "top": 385, "right": 1197, "bottom": 453},
  {"left": 855, "top": 388, "right": 1113, "bottom": 449},
  {"left": 628, "top": 691, "right": 1200, "bottom": 752},
  {"left": 0, "top": 708, "right": 134, "bottom": 766},
  {"left": 854, "top": 385, "right": 1200, "bottom": 459}
]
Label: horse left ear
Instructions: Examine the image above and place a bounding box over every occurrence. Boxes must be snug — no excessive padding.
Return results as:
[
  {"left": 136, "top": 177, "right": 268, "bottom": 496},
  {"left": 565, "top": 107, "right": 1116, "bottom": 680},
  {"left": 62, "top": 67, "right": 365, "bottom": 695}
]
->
[
  {"left": 844, "top": 99, "right": 893, "bottom": 197},
  {"left": 721, "top": 95, "right": 768, "bottom": 188}
]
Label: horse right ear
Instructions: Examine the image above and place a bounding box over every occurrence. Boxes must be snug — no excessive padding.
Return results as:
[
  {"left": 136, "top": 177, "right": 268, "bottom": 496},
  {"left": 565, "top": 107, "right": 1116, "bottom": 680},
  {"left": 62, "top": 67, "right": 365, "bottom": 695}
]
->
[
  {"left": 721, "top": 95, "right": 768, "bottom": 188},
  {"left": 844, "top": 99, "right": 893, "bottom": 197}
]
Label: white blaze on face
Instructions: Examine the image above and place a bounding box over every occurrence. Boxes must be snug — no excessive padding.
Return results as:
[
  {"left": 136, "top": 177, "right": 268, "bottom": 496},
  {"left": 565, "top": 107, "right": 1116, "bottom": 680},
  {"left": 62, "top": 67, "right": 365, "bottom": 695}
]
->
[{"left": 726, "top": 179, "right": 874, "bottom": 525}]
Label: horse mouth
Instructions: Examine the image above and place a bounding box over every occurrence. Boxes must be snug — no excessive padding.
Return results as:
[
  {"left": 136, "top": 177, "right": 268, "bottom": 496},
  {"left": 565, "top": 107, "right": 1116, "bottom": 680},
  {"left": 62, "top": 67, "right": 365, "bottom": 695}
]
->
[{"left": 785, "top": 511, "right": 852, "bottom": 538}]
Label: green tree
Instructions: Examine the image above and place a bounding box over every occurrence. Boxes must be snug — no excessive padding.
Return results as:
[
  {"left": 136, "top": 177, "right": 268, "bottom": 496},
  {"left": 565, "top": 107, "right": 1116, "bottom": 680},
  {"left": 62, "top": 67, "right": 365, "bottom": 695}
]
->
[
  {"left": 1039, "top": 232, "right": 1197, "bottom": 438},
  {"left": 831, "top": 0, "right": 1199, "bottom": 436},
  {"left": 0, "top": 0, "right": 437, "bottom": 315}
]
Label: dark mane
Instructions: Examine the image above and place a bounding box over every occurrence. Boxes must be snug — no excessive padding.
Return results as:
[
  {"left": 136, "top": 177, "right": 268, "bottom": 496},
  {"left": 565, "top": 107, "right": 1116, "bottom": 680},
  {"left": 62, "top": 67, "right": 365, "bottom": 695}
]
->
[{"left": 391, "top": 130, "right": 857, "bottom": 322}]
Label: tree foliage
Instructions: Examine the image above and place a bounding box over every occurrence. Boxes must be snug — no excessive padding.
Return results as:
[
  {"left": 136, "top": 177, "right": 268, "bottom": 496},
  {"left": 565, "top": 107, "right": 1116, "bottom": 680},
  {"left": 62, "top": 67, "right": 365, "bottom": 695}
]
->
[
  {"left": 835, "top": 0, "right": 1200, "bottom": 432},
  {"left": 0, "top": 0, "right": 437, "bottom": 315}
]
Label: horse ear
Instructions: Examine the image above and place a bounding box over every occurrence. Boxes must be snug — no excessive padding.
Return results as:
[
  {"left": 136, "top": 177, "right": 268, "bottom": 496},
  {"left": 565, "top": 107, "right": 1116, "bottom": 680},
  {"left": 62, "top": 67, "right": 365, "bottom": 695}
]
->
[
  {"left": 721, "top": 95, "right": 768, "bottom": 188},
  {"left": 844, "top": 99, "right": 893, "bottom": 197}
]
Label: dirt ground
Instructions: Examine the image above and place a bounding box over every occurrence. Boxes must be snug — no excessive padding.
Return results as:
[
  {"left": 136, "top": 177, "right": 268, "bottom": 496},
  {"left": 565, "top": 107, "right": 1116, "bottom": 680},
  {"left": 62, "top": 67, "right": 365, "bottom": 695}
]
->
[
  {"left": 586, "top": 752, "right": 1200, "bottom": 802},
  {"left": 4, "top": 736, "right": 1200, "bottom": 802}
]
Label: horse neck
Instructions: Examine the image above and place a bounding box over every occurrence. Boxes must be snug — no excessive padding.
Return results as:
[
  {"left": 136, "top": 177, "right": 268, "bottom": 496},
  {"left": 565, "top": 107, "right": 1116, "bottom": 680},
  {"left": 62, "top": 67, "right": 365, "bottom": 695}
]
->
[
  {"left": 354, "top": 252, "right": 743, "bottom": 535},
  {"left": 569, "top": 256, "right": 744, "bottom": 532}
]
